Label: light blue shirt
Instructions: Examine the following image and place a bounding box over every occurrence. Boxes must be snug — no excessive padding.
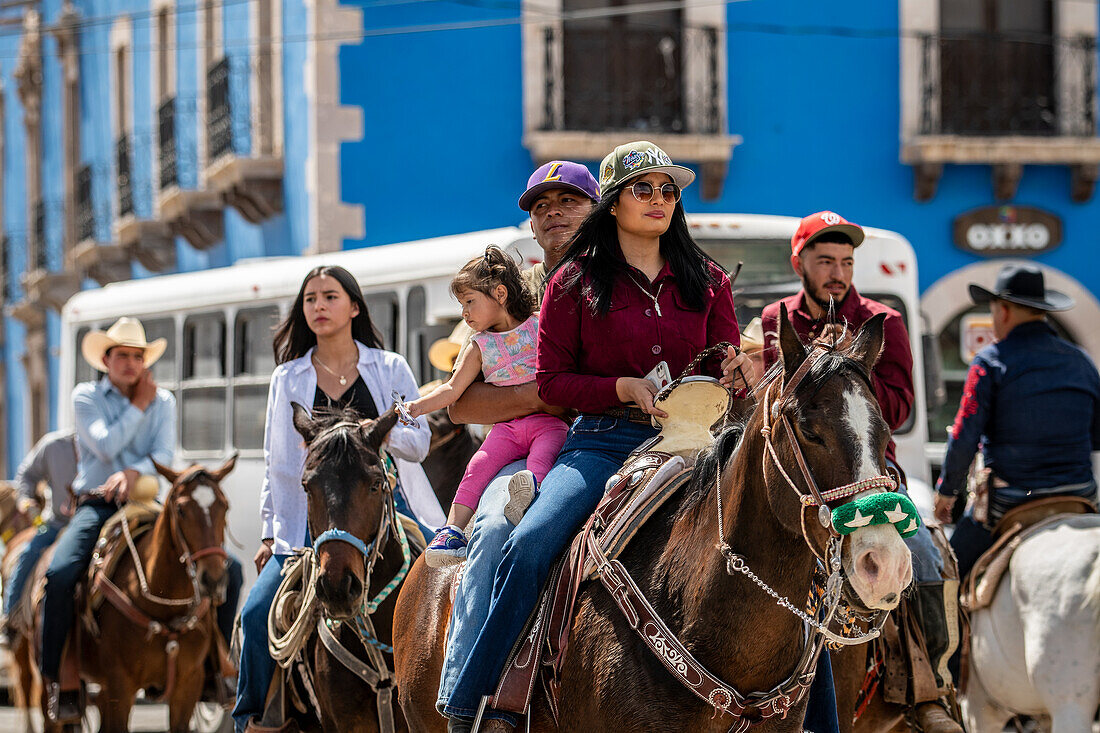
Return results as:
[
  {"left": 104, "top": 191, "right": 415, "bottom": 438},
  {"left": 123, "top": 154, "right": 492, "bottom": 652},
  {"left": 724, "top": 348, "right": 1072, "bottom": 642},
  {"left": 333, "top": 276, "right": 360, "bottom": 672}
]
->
[{"left": 71, "top": 376, "right": 176, "bottom": 495}]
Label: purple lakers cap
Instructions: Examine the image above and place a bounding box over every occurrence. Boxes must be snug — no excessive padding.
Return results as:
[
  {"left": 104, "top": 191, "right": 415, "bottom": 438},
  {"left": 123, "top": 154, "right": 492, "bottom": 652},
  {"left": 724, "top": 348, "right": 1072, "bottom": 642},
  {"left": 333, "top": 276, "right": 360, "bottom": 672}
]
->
[{"left": 518, "top": 161, "right": 600, "bottom": 211}]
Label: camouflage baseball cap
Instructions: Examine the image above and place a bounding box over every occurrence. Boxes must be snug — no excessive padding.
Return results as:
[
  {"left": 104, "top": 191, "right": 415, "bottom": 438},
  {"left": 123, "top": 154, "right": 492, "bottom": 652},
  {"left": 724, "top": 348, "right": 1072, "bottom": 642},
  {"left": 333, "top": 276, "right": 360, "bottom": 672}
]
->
[{"left": 598, "top": 140, "right": 695, "bottom": 196}]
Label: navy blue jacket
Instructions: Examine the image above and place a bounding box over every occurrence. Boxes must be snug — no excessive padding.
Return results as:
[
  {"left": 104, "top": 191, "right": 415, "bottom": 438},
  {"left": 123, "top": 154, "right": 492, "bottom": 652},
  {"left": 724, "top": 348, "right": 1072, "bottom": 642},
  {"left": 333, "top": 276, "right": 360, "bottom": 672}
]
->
[{"left": 936, "top": 321, "right": 1100, "bottom": 497}]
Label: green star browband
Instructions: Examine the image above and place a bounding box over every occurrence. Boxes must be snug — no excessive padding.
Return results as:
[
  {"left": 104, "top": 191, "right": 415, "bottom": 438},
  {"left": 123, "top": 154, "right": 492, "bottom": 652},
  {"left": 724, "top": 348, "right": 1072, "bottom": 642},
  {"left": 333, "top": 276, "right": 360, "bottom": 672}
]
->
[{"left": 830, "top": 492, "right": 921, "bottom": 538}]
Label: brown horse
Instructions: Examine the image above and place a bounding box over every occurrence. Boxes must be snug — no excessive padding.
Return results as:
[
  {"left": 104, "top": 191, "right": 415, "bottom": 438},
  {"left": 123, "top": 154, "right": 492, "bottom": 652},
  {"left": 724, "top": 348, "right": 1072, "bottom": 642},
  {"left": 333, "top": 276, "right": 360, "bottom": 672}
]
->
[
  {"left": 268, "top": 404, "right": 411, "bottom": 732},
  {"left": 0, "top": 481, "right": 46, "bottom": 732},
  {"left": 20, "top": 457, "right": 236, "bottom": 733},
  {"left": 394, "top": 309, "right": 914, "bottom": 731}
]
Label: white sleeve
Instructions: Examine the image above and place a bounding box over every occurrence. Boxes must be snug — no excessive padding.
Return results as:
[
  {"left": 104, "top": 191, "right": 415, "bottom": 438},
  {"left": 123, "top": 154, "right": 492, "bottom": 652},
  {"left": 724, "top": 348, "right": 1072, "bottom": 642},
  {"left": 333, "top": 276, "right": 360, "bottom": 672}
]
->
[{"left": 383, "top": 355, "right": 430, "bottom": 463}]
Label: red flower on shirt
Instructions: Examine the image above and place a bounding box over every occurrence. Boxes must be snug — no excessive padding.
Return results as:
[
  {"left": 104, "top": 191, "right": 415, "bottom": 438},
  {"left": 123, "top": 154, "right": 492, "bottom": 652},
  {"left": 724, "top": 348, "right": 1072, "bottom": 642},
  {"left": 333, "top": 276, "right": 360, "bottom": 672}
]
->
[{"left": 950, "top": 363, "right": 987, "bottom": 440}]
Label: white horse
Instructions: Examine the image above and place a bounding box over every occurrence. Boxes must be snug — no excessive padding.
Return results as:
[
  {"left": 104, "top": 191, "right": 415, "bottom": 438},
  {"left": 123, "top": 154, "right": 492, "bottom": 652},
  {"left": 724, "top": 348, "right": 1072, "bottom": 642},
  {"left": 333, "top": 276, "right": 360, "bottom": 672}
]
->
[{"left": 963, "top": 513, "right": 1100, "bottom": 732}]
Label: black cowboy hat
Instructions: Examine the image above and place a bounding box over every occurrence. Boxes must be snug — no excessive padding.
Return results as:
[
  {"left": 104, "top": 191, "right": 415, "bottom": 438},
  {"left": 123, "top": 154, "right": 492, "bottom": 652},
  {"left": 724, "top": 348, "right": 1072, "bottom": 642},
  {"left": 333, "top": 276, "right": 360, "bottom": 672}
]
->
[{"left": 968, "top": 263, "right": 1074, "bottom": 312}]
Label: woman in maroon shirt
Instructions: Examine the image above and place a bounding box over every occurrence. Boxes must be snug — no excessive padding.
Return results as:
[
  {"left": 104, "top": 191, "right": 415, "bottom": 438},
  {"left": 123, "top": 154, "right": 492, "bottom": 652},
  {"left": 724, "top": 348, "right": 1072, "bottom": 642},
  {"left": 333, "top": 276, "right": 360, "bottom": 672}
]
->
[{"left": 442, "top": 141, "right": 752, "bottom": 729}]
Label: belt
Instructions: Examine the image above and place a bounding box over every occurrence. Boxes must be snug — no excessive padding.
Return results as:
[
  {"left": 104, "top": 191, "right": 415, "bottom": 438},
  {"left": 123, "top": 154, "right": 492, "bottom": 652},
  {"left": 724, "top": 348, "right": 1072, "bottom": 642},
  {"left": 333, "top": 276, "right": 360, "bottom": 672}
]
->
[{"left": 600, "top": 406, "right": 653, "bottom": 425}]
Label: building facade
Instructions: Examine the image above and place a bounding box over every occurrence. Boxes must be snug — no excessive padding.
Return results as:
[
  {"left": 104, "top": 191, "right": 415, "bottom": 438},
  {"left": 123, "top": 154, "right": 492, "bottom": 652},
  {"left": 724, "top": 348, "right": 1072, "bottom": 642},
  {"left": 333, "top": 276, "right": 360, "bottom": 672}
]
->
[{"left": 1, "top": 0, "right": 1098, "bottom": 475}]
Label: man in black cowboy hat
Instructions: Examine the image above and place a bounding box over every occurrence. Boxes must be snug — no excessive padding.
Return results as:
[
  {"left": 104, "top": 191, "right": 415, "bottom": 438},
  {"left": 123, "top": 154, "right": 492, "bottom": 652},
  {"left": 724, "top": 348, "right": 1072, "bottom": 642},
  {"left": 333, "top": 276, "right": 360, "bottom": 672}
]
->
[{"left": 934, "top": 263, "right": 1100, "bottom": 579}]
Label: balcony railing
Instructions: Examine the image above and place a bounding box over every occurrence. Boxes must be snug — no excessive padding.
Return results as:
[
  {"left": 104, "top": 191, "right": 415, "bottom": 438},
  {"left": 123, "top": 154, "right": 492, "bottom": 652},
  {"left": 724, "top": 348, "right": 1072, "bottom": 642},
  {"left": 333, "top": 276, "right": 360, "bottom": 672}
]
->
[
  {"left": 76, "top": 164, "right": 94, "bottom": 242},
  {"left": 159, "top": 96, "right": 178, "bottom": 190},
  {"left": 116, "top": 135, "right": 133, "bottom": 217},
  {"left": 918, "top": 32, "right": 1097, "bottom": 137},
  {"left": 1, "top": 235, "right": 9, "bottom": 301},
  {"left": 541, "top": 24, "right": 720, "bottom": 134},
  {"left": 207, "top": 56, "right": 233, "bottom": 161},
  {"left": 33, "top": 200, "right": 46, "bottom": 271}
]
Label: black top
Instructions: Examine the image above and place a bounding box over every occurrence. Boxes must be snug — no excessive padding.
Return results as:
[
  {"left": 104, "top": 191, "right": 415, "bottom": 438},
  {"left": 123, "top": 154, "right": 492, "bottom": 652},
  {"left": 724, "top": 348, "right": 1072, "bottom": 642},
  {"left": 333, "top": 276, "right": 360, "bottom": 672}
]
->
[{"left": 313, "top": 374, "right": 379, "bottom": 420}]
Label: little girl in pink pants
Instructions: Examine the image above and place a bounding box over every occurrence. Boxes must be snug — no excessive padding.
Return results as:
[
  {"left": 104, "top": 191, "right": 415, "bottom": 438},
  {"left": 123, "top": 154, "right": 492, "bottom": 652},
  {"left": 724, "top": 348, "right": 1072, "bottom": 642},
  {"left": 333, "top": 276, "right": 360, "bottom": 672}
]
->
[{"left": 406, "top": 247, "right": 567, "bottom": 567}]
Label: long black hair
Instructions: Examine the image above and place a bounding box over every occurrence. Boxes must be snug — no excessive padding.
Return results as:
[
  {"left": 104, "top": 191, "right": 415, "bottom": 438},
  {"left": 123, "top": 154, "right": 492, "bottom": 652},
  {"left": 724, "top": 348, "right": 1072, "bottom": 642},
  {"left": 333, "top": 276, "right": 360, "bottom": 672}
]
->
[
  {"left": 273, "top": 265, "right": 383, "bottom": 364},
  {"left": 544, "top": 182, "right": 722, "bottom": 315}
]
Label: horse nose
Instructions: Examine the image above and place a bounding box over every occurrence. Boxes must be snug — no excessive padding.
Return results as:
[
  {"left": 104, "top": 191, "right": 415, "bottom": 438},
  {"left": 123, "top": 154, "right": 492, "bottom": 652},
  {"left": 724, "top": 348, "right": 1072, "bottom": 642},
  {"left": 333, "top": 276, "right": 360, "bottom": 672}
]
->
[
  {"left": 315, "top": 572, "right": 362, "bottom": 617},
  {"left": 853, "top": 545, "right": 911, "bottom": 606}
]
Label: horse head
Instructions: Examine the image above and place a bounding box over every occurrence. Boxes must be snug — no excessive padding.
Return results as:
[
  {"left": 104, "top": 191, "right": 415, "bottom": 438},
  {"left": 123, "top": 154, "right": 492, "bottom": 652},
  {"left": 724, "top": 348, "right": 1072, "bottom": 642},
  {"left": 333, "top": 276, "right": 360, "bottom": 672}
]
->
[
  {"left": 292, "top": 403, "right": 399, "bottom": 620},
  {"left": 152, "top": 455, "right": 235, "bottom": 602},
  {"left": 759, "top": 305, "right": 913, "bottom": 612}
]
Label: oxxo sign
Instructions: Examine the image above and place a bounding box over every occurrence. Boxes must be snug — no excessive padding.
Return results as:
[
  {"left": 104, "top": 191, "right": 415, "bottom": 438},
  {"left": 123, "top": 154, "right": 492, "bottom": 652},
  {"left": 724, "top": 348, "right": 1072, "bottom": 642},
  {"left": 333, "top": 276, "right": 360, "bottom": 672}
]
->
[{"left": 952, "top": 206, "right": 1063, "bottom": 257}]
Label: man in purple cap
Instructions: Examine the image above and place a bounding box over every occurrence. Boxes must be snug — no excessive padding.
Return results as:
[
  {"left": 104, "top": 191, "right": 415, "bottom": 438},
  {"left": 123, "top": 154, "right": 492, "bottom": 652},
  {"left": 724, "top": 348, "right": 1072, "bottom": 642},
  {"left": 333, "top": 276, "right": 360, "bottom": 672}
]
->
[{"left": 435, "top": 161, "right": 597, "bottom": 731}]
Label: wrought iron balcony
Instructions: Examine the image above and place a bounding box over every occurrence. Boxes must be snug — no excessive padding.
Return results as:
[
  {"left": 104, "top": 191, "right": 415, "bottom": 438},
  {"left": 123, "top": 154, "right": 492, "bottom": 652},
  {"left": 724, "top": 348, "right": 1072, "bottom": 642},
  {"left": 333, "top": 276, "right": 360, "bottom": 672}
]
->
[
  {"left": 33, "top": 199, "right": 46, "bottom": 271},
  {"left": 76, "top": 163, "right": 94, "bottom": 242},
  {"left": 540, "top": 24, "right": 720, "bottom": 134},
  {"left": 159, "top": 96, "right": 178, "bottom": 190},
  {"left": 918, "top": 32, "right": 1097, "bottom": 137},
  {"left": 117, "top": 135, "right": 133, "bottom": 217},
  {"left": 207, "top": 56, "right": 233, "bottom": 161}
]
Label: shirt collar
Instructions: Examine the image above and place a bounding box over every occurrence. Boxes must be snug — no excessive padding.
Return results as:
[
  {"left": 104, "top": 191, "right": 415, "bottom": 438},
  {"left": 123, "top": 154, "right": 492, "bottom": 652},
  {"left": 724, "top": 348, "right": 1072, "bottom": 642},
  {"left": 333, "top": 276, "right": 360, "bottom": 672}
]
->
[
  {"left": 288, "top": 340, "right": 379, "bottom": 375},
  {"left": 1004, "top": 320, "right": 1055, "bottom": 341},
  {"left": 98, "top": 375, "right": 126, "bottom": 399}
]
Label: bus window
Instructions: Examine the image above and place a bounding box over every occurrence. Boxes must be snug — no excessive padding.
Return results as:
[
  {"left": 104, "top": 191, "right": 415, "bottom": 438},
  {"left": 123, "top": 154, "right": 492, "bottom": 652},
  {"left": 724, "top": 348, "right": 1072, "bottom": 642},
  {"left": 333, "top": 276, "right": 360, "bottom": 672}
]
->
[
  {"left": 181, "top": 313, "right": 227, "bottom": 452},
  {"left": 184, "top": 313, "right": 226, "bottom": 379},
  {"left": 364, "top": 291, "right": 399, "bottom": 351},
  {"left": 406, "top": 287, "right": 427, "bottom": 383},
  {"left": 142, "top": 317, "right": 176, "bottom": 386},
  {"left": 181, "top": 387, "right": 226, "bottom": 452},
  {"left": 233, "top": 306, "right": 279, "bottom": 450},
  {"left": 74, "top": 326, "right": 98, "bottom": 384}
]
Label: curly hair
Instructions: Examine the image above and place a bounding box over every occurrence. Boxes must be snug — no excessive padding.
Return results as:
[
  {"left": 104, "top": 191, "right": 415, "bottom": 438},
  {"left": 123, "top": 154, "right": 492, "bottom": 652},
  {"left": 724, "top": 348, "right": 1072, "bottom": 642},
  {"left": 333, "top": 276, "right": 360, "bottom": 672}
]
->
[{"left": 450, "top": 246, "right": 536, "bottom": 323}]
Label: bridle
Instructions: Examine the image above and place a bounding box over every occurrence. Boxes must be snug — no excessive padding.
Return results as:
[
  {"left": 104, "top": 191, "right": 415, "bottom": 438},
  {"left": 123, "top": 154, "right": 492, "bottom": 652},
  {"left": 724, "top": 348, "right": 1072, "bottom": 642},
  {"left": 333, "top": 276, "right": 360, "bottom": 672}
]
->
[{"left": 715, "top": 343, "right": 897, "bottom": 646}]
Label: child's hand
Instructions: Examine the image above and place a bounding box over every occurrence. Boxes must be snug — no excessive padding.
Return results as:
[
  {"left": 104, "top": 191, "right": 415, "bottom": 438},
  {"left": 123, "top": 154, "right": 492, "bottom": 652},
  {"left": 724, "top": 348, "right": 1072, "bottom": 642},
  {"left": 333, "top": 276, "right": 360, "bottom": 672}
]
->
[{"left": 404, "top": 401, "right": 424, "bottom": 419}]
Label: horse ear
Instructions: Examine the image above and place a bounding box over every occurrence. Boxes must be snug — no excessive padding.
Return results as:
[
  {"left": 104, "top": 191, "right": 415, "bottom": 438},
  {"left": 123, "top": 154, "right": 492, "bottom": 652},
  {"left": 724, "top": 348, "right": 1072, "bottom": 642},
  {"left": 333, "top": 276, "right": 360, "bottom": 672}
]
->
[
  {"left": 152, "top": 459, "right": 180, "bottom": 485},
  {"left": 291, "top": 402, "right": 318, "bottom": 444},
  {"left": 778, "top": 303, "right": 807, "bottom": 379},
  {"left": 361, "top": 407, "right": 400, "bottom": 454},
  {"left": 849, "top": 312, "right": 887, "bottom": 371},
  {"left": 212, "top": 452, "right": 239, "bottom": 482}
]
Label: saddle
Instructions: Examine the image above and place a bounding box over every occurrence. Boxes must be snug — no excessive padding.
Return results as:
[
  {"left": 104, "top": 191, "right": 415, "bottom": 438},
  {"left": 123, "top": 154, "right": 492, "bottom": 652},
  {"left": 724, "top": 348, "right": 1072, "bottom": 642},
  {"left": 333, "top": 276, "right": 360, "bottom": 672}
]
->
[
  {"left": 962, "top": 495, "right": 1096, "bottom": 613},
  {"left": 84, "top": 501, "right": 161, "bottom": 616},
  {"left": 491, "top": 377, "right": 729, "bottom": 718}
]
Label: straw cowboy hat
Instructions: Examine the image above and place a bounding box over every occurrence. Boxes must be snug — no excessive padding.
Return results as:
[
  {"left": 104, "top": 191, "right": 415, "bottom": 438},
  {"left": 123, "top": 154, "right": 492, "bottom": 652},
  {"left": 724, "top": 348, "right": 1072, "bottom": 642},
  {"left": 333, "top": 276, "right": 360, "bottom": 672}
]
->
[
  {"left": 81, "top": 317, "right": 167, "bottom": 373},
  {"left": 740, "top": 317, "right": 764, "bottom": 354},
  {"left": 428, "top": 321, "right": 474, "bottom": 373}
]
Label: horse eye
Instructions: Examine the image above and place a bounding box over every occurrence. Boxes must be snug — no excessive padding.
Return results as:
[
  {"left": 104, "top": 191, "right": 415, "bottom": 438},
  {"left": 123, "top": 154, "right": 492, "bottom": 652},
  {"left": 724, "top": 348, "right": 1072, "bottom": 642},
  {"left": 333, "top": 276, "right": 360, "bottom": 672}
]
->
[{"left": 800, "top": 424, "right": 825, "bottom": 445}]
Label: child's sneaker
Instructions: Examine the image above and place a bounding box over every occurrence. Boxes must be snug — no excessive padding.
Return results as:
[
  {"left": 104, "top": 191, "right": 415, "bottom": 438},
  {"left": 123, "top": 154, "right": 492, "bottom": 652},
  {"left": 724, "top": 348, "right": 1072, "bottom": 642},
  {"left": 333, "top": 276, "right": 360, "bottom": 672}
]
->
[
  {"left": 505, "top": 470, "right": 537, "bottom": 526},
  {"left": 425, "top": 525, "right": 468, "bottom": 568}
]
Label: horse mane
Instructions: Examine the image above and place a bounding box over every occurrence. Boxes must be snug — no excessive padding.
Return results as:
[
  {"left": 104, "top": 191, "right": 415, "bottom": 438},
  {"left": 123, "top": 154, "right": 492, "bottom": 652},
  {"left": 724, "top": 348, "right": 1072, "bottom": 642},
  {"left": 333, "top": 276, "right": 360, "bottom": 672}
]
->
[
  {"left": 304, "top": 406, "right": 376, "bottom": 471},
  {"left": 677, "top": 422, "right": 746, "bottom": 520}
]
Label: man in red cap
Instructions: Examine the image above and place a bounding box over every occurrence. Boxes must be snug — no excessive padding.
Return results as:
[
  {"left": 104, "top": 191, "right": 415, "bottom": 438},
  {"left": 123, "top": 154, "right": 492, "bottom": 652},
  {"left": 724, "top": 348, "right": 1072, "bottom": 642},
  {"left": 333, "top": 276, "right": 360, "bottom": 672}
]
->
[{"left": 760, "top": 211, "right": 962, "bottom": 733}]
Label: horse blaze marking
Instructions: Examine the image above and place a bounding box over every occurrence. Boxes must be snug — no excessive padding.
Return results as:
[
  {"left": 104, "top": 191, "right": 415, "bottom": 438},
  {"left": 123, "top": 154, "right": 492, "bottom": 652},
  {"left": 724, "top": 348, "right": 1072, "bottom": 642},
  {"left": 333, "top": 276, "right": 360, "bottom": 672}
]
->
[
  {"left": 842, "top": 389, "right": 877, "bottom": 482},
  {"left": 192, "top": 486, "right": 216, "bottom": 524}
]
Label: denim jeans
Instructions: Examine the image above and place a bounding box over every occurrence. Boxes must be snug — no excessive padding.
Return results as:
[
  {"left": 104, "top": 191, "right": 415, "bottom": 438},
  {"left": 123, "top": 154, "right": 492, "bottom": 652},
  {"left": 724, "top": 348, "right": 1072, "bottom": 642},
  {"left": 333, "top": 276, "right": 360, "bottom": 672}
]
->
[
  {"left": 3, "top": 523, "right": 60, "bottom": 618},
  {"left": 436, "top": 460, "right": 526, "bottom": 713},
  {"left": 886, "top": 459, "right": 943, "bottom": 583},
  {"left": 233, "top": 553, "right": 291, "bottom": 733},
  {"left": 804, "top": 649, "right": 840, "bottom": 733},
  {"left": 41, "top": 499, "right": 117, "bottom": 680},
  {"left": 443, "top": 416, "right": 657, "bottom": 720}
]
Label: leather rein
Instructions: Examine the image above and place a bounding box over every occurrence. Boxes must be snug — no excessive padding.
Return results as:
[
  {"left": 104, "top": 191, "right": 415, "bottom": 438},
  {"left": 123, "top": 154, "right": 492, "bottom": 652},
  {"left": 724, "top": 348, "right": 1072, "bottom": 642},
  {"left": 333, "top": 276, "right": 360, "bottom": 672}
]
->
[{"left": 591, "top": 344, "right": 894, "bottom": 731}]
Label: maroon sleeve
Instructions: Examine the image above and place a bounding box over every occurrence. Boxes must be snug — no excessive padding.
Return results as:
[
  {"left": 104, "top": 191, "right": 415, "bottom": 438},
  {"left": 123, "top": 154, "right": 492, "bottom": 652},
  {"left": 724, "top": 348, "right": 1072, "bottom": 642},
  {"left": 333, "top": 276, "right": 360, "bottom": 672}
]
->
[
  {"left": 703, "top": 272, "right": 741, "bottom": 379},
  {"left": 760, "top": 303, "right": 780, "bottom": 371},
  {"left": 535, "top": 272, "right": 621, "bottom": 411},
  {"left": 872, "top": 310, "right": 915, "bottom": 432}
]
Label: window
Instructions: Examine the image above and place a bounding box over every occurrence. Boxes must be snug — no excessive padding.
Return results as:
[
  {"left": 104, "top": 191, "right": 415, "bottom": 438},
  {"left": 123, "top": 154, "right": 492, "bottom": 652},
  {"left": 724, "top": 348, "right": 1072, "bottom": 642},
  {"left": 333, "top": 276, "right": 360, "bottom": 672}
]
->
[
  {"left": 111, "top": 19, "right": 134, "bottom": 217},
  {"left": 73, "top": 326, "right": 98, "bottom": 384},
  {"left": 405, "top": 287, "right": 428, "bottom": 384},
  {"left": 143, "top": 317, "right": 177, "bottom": 386},
  {"left": 364, "top": 291, "right": 399, "bottom": 351},
  {"left": 181, "top": 313, "right": 226, "bottom": 451},
  {"left": 232, "top": 306, "right": 278, "bottom": 450}
]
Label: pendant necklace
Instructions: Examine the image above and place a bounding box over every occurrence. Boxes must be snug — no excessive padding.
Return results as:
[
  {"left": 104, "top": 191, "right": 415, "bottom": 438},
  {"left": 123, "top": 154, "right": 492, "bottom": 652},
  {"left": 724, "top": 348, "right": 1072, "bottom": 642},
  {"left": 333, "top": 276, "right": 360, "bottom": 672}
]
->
[
  {"left": 314, "top": 353, "right": 352, "bottom": 386},
  {"left": 628, "top": 274, "right": 663, "bottom": 317}
]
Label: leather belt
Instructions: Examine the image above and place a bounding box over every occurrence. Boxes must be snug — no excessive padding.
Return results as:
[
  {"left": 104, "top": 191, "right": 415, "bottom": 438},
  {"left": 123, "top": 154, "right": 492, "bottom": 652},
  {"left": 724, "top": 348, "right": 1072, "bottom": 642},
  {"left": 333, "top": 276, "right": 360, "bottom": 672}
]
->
[{"left": 599, "top": 407, "right": 653, "bottom": 425}]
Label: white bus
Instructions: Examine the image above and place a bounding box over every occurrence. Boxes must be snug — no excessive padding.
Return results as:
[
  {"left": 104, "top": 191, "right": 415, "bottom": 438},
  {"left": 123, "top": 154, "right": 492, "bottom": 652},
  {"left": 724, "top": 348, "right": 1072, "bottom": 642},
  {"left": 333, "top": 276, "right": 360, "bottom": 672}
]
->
[{"left": 59, "top": 215, "right": 936, "bottom": 594}]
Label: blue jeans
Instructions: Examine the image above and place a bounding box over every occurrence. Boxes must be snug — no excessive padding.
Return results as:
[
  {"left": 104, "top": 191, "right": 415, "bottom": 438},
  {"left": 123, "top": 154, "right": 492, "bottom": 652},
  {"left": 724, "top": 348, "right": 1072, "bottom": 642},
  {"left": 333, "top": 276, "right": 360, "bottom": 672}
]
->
[
  {"left": 233, "top": 553, "right": 291, "bottom": 732},
  {"left": 393, "top": 484, "right": 435, "bottom": 541},
  {"left": 886, "top": 460, "right": 943, "bottom": 584},
  {"left": 41, "top": 499, "right": 117, "bottom": 680},
  {"left": 443, "top": 416, "right": 657, "bottom": 721},
  {"left": 804, "top": 649, "right": 840, "bottom": 733},
  {"left": 436, "top": 460, "right": 526, "bottom": 712},
  {"left": 4, "top": 523, "right": 60, "bottom": 618}
]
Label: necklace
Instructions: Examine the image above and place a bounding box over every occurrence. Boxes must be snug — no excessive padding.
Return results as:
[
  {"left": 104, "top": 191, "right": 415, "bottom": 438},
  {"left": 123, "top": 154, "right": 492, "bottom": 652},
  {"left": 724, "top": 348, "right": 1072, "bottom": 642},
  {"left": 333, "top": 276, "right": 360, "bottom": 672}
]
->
[
  {"left": 313, "top": 353, "right": 354, "bottom": 386},
  {"left": 628, "top": 274, "right": 663, "bottom": 317}
]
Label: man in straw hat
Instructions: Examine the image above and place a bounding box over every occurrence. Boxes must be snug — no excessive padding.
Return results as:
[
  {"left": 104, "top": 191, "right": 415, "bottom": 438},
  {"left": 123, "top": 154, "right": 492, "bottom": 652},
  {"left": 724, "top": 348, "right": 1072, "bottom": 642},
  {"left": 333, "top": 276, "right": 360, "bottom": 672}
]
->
[
  {"left": 935, "top": 263, "right": 1100, "bottom": 580},
  {"left": 40, "top": 317, "right": 177, "bottom": 721},
  {"left": 761, "top": 211, "right": 962, "bottom": 733}
]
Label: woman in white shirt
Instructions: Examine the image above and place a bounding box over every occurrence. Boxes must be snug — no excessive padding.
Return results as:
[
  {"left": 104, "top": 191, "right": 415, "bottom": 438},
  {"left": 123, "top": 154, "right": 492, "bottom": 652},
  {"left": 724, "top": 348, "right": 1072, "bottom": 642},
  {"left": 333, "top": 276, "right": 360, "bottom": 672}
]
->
[{"left": 232, "top": 265, "right": 441, "bottom": 732}]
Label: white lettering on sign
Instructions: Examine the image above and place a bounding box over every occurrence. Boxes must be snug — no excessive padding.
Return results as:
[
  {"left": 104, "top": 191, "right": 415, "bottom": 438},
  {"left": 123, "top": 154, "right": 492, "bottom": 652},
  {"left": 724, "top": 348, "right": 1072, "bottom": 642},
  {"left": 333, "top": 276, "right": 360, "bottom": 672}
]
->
[{"left": 965, "top": 223, "right": 1050, "bottom": 251}]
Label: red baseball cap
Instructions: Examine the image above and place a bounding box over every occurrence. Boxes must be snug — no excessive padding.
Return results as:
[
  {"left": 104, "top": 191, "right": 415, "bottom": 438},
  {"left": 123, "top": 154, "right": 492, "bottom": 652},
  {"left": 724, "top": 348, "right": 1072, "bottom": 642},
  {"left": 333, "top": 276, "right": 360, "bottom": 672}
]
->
[{"left": 791, "top": 211, "right": 865, "bottom": 256}]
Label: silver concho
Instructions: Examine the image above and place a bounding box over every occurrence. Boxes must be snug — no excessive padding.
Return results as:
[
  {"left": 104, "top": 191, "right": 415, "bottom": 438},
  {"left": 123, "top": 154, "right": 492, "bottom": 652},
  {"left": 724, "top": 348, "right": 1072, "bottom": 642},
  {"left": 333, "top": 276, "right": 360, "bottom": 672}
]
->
[{"left": 818, "top": 504, "right": 832, "bottom": 529}]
